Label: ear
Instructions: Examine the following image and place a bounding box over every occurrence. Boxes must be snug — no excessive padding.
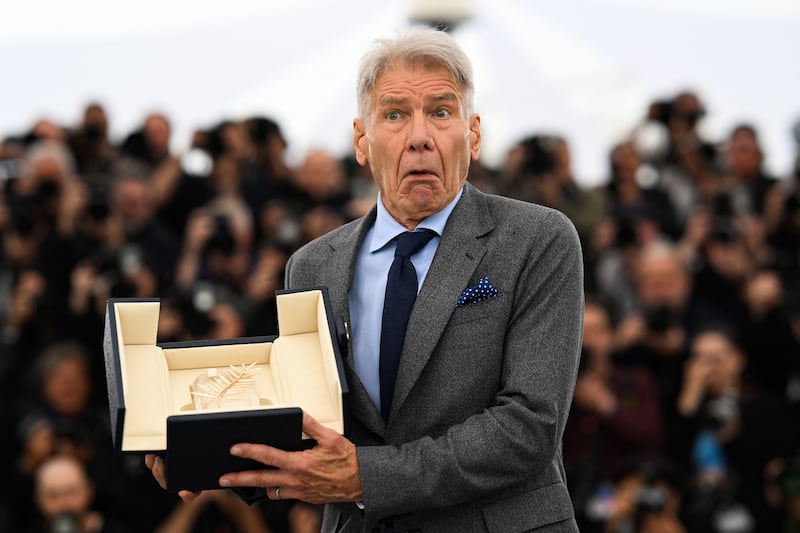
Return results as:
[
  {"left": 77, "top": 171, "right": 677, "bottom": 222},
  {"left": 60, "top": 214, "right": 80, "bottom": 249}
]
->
[
  {"left": 353, "top": 119, "right": 368, "bottom": 166},
  {"left": 469, "top": 114, "right": 482, "bottom": 161}
]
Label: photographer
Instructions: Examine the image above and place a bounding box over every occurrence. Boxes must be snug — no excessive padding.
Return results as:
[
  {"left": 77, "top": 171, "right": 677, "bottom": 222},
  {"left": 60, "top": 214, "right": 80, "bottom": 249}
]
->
[
  {"left": 9, "top": 342, "right": 135, "bottom": 531},
  {"left": 721, "top": 125, "right": 779, "bottom": 219},
  {"left": 104, "top": 172, "right": 179, "bottom": 292},
  {"left": 66, "top": 103, "right": 117, "bottom": 182},
  {"left": 685, "top": 195, "right": 798, "bottom": 394},
  {"left": 564, "top": 301, "right": 665, "bottom": 532},
  {"left": 119, "top": 112, "right": 172, "bottom": 173},
  {"left": 174, "top": 199, "right": 253, "bottom": 294},
  {"left": 501, "top": 134, "right": 607, "bottom": 247},
  {"left": 673, "top": 326, "right": 791, "bottom": 532},
  {"left": 28, "top": 454, "right": 136, "bottom": 533},
  {"left": 160, "top": 282, "right": 246, "bottom": 342},
  {"left": 650, "top": 91, "right": 720, "bottom": 227},
  {"left": 613, "top": 241, "right": 696, "bottom": 415},
  {"left": 604, "top": 460, "right": 686, "bottom": 533}
]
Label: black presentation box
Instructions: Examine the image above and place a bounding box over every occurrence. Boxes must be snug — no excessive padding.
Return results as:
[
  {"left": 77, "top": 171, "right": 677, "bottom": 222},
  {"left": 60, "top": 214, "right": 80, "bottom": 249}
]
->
[{"left": 103, "top": 287, "right": 348, "bottom": 494}]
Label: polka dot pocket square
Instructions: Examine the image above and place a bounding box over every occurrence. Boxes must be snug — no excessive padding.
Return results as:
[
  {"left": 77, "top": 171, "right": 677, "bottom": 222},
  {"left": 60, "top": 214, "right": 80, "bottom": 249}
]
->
[{"left": 456, "top": 276, "right": 499, "bottom": 308}]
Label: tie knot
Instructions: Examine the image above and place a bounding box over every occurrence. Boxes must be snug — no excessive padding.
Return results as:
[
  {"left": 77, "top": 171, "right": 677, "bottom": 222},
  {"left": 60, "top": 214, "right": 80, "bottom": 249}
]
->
[{"left": 394, "top": 230, "right": 435, "bottom": 259}]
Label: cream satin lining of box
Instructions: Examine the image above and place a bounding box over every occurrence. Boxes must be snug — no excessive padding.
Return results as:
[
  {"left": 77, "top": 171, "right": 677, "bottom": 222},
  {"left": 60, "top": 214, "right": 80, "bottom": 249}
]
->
[{"left": 114, "top": 291, "right": 343, "bottom": 451}]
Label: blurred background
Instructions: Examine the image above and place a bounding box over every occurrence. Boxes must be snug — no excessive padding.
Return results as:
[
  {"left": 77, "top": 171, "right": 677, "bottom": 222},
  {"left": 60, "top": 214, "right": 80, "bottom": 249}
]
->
[{"left": 2, "top": 1, "right": 800, "bottom": 532}]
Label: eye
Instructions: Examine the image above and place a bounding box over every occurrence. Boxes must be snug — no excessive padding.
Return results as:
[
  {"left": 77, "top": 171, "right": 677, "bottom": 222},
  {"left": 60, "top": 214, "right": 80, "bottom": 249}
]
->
[
  {"left": 433, "top": 108, "right": 451, "bottom": 119},
  {"left": 386, "top": 111, "right": 401, "bottom": 121}
]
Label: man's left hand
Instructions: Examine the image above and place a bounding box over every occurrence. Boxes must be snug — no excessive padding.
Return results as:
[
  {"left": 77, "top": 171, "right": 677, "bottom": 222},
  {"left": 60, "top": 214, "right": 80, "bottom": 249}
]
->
[{"left": 219, "top": 412, "right": 363, "bottom": 504}]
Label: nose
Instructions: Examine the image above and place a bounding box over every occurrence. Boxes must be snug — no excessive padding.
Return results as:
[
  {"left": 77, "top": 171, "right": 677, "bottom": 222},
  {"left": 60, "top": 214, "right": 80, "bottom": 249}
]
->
[{"left": 407, "top": 112, "right": 433, "bottom": 152}]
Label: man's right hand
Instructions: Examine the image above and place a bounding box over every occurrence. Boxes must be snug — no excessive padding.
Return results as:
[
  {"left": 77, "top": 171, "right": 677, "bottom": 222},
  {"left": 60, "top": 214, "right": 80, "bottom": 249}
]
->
[{"left": 144, "top": 454, "right": 202, "bottom": 502}]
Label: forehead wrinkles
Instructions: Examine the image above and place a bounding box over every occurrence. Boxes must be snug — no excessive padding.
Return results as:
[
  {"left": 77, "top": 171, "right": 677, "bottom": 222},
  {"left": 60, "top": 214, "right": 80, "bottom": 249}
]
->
[{"left": 372, "top": 68, "right": 461, "bottom": 108}]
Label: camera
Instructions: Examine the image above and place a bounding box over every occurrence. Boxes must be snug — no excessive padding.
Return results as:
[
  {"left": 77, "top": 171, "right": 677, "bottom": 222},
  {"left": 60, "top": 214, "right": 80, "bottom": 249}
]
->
[
  {"left": 34, "top": 178, "right": 61, "bottom": 204},
  {"left": 87, "top": 183, "right": 110, "bottom": 221},
  {"left": 645, "top": 305, "right": 677, "bottom": 333},
  {"left": 519, "top": 135, "right": 559, "bottom": 177},
  {"left": 204, "top": 214, "right": 236, "bottom": 256},
  {"left": 8, "top": 197, "right": 39, "bottom": 236},
  {"left": 174, "top": 282, "right": 218, "bottom": 339},
  {"left": 704, "top": 395, "right": 739, "bottom": 429},
  {"left": 709, "top": 193, "right": 742, "bottom": 243},
  {"left": 92, "top": 245, "right": 143, "bottom": 298},
  {"left": 649, "top": 100, "right": 673, "bottom": 126},
  {"left": 50, "top": 513, "right": 80, "bottom": 533},
  {"left": 634, "top": 484, "right": 668, "bottom": 515}
]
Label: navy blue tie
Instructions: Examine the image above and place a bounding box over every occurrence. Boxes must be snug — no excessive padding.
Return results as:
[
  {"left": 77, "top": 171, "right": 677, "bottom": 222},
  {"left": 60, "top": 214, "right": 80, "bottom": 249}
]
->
[{"left": 379, "top": 230, "right": 435, "bottom": 421}]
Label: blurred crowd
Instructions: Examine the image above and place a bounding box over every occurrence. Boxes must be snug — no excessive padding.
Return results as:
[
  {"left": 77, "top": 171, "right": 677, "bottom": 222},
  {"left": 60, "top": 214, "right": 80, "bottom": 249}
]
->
[{"left": 0, "top": 89, "right": 798, "bottom": 533}]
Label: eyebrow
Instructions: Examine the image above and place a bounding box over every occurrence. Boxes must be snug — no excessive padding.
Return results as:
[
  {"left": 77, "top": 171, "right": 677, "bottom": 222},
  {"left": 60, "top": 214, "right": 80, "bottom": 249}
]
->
[
  {"left": 377, "top": 96, "right": 407, "bottom": 108},
  {"left": 377, "top": 93, "right": 459, "bottom": 108},
  {"left": 430, "top": 93, "right": 458, "bottom": 104}
]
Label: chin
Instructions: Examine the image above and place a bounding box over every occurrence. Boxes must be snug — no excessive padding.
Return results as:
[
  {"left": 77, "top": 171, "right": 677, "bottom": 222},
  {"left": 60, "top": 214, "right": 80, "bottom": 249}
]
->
[{"left": 405, "top": 191, "right": 442, "bottom": 214}]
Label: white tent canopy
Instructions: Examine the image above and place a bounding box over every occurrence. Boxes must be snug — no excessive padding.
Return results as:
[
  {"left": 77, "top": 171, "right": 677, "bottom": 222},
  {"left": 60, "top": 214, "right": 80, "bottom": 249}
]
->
[{"left": 3, "top": 0, "right": 799, "bottom": 185}]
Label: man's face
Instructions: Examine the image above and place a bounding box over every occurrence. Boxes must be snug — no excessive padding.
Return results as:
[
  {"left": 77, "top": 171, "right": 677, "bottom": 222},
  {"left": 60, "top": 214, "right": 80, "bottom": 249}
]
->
[
  {"left": 691, "top": 332, "right": 744, "bottom": 393},
  {"left": 353, "top": 63, "right": 481, "bottom": 229},
  {"left": 636, "top": 253, "right": 690, "bottom": 310},
  {"left": 726, "top": 131, "right": 762, "bottom": 178},
  {"left": 44, "top": 357, "right": 90, "bottom": 417},
  {"left": 36, "top": 458, "right": 93, "bottom": 519}
]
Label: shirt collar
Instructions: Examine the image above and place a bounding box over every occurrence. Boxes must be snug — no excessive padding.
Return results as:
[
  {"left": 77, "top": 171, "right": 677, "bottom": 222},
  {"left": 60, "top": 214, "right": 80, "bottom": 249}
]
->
[{"left": 368, "top": 186, "right": 464, "bottom": 253}]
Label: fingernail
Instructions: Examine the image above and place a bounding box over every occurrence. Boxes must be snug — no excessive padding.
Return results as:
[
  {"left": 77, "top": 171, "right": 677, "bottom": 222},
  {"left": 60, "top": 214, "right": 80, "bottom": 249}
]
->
[
  {"left": 219, "top": 477, "right": 231, "bottom": 487},
  {"left": 230, "top": 445, "right": 242, "bottom": 456}
]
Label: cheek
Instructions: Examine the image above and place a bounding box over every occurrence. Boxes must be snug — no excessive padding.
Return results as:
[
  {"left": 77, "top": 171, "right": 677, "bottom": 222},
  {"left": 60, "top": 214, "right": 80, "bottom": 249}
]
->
[
  {"left": 446, "top": 144, "right": 472, "bottom": 184},
  {"left": 371, "top": 142, "right": 404, "bottom": 182}
]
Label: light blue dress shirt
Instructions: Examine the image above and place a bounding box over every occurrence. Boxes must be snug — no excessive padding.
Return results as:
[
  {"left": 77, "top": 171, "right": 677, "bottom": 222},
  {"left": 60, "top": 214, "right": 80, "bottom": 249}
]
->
[{"left": 348, "top": 188, "right": 463, "bottom": 412}]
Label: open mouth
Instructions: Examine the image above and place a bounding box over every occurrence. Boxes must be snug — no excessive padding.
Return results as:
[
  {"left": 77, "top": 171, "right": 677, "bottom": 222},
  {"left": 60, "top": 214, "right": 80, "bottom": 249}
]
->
[{"left": 407, "top": 169, "right": 435, "bottom": 177}]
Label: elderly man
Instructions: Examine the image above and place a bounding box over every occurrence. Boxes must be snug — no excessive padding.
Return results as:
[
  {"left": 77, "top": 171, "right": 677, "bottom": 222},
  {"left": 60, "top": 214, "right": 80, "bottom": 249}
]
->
[
  {"left": 150, "top": 27, "right": 583, "bottom": 532},
  {"left": 33, "top": 454, "right": 135, "bottom": 533}
]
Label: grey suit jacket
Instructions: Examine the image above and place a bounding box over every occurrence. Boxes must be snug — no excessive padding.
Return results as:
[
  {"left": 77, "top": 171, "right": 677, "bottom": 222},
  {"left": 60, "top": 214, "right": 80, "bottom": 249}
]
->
[{"left": 285, "top": 183, "right": 583, "bottom": 532}]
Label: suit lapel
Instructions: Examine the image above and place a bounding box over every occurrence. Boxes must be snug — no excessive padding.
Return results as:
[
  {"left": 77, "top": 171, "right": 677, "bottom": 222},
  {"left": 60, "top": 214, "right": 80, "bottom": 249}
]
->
[
  {"left": 391, "top": 184, "right": 494, "bottom": 420},
  {"left": 322, "top": 210, "right": 388, "bottom": 438}
]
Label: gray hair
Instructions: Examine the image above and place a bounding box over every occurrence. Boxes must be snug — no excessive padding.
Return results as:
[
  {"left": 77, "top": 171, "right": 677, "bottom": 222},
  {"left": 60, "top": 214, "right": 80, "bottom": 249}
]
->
[
  {"left": 22, "top": 140, "right": 76, "bottom": 178},
  {"left": 356, "top": 27, "right": 475, "bottom": 121}
]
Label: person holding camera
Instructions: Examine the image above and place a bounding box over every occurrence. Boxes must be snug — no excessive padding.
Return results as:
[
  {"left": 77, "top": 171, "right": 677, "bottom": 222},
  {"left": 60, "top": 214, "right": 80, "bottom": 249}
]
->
[
  {"left": 612, "top": 241, "right": 697, "bottom": 418},
  {"left": 674, "top": 326, "right": 792, "bottom": 532},
  {"left": 603, "top": 460, "right": 686, "bottom": 533},
  {"left": 28, "top": 454, "right": 136, "bottom": 533},
  {"left": 563, "top": 301, "right": 665, "bottom": 532}
]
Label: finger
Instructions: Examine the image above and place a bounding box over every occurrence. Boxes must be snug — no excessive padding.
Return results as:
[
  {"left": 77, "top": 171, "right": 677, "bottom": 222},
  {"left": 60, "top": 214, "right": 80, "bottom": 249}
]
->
[
  {"left": 151, "top": 456, "right": 168, "bottom": 490},
  {"left": 145, "top": 454, "right": 156, "bottom": 470},
  {"left": 229, "top": 442, "right": 290, "bottom": 469},
  {"left": 300, "top": 411, "right": 331, "bottom": 442},
  {"left": 179, "top": 490, "right": 202, "bottom": 502},
  {"left": 218, "top": 468, "right": 283, "bottom": 489}
]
